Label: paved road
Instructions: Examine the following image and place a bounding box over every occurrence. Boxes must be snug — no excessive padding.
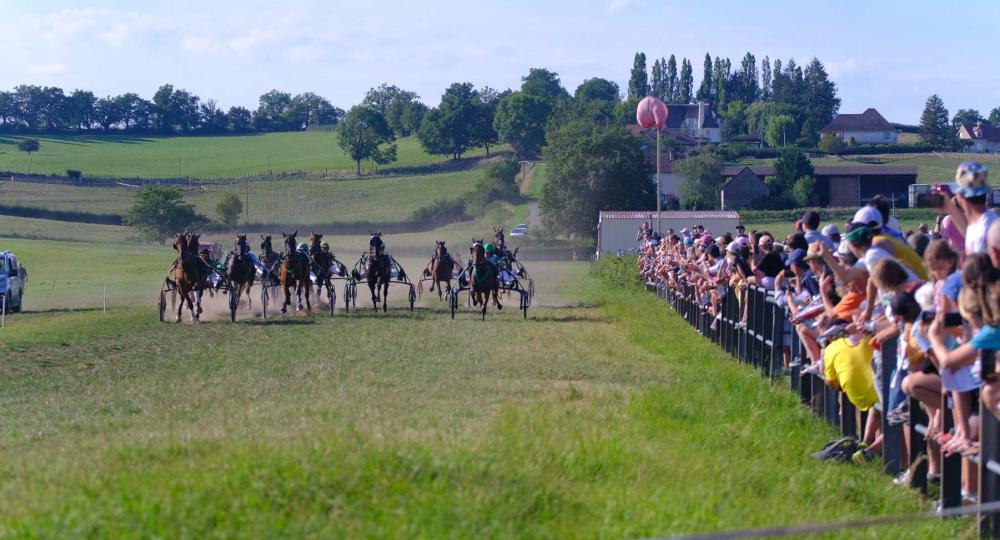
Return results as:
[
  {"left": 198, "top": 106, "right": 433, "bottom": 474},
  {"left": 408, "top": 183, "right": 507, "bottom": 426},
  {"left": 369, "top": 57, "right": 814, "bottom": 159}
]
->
[{"left": 527, "top": 203, "right": 542, "bottom": 228}]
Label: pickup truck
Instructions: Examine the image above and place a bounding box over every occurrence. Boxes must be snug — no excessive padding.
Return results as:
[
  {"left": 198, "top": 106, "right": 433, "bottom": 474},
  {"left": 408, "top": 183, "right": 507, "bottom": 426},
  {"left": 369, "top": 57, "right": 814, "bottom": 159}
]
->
[{"left": 0, "top": 250, "right": 26, "bottom": 313}]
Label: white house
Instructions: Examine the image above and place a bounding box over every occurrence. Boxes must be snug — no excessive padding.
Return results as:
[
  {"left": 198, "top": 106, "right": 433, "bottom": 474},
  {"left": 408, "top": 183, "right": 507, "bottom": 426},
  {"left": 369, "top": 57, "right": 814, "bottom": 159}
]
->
[
  {"left": 821, "top": 108, "right": 898, "bottom": 144},
  {"left": 958, "top": 121, "right": 1000, "bottom": 153},
  {"left": 596, "top": 210, "right": 741, "bottom": 255}
]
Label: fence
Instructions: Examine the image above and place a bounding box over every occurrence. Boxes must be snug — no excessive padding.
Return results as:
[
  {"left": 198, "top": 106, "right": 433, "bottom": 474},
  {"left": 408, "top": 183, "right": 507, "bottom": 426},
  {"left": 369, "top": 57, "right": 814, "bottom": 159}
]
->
[{"left": 650, "top": 280, "right": 1000, "bottom": 537}]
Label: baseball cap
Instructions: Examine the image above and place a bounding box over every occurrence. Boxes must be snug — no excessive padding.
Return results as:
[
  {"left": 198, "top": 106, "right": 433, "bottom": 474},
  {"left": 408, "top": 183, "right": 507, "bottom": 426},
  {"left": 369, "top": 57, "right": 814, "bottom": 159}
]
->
[
  {"left": 700, "top": 233, "right": 713, "bottom": 245},
  {"left": 821, "top": 224, "right": 839, "bottom": 236},
  {"left": 843, "top": 223, "right": 873, "bottom": 244},
  {"left": 680, "top": 227, "right": 691, "bottom": 235},
  {"left": 950, "top": 162, "right": 990, "bottom": 198},
  {"left": 726, "top": 242, "right": 741, "bottom": 254},
  {"left": 803, "top": 241, "right": 824, "bottom": 261},
  {"left": 852, "top": 206, "right": 883, "bottom": 229},
  {"left": 785, "top": 248, "right": 808, "bottom": 269}
]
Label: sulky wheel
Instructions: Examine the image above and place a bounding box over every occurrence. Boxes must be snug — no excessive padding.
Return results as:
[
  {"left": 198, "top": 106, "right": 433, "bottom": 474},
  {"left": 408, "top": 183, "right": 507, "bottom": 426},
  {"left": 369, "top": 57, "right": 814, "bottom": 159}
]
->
[
  {"left": 449, "top": 290, "right": 459, "bottom": 319},
  {"left": 229, "top": 288, "right": 238, "bottom": 322},
  {"left": 328, "top": 284, "right": 335, "bottom": 316},
  {"left": 343, "top": 283, "right": 352, "bottom": 313},
  {"left": 158, "top": 292, "right": 166, "bottom": 322},
  {"left": 408, "top": 286, "right": 416, "bottom": 311},
  {"left": 521, "top": 292, "right": 528, "bottom": 319}
]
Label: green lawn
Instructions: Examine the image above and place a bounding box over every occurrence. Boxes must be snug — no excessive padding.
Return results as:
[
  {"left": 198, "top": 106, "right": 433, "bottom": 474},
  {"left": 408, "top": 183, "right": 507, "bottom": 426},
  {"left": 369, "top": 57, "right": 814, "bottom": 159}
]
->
[
  {"left": 0, "top": 256, "right": 974, "bottom": 537},
  {"left": 0, "top": 169, "right": 483, "bottom": 225},
  {"left": 741, "top": 154, "right": 967, "bottom": 184},
  {"left": 0, "top": 132, "right": 493, "bottom": 179}
]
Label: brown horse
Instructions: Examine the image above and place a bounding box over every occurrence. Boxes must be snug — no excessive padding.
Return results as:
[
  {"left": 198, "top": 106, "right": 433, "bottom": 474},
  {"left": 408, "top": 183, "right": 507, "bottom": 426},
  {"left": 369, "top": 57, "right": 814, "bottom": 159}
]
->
[
  {"left": 468, "top": 239, "right": 502, "bottom": 320},
  {"left": 172, "top": 232, "right": 202, "bottom": 323},
  {"left": 365, "top": 231, "right": 391, "bottom": 312},
  {"left": 425, "top": 240, "right": 458, "bottom": 300},
  {"left": 308, "top": 232, "right": 337, "bottom": 303},
  {"left": 280, "top": 231, "right": 311, "bottom": 314},
  {"left": 226, "top": 233, "right": 255, "bottom": 313}
]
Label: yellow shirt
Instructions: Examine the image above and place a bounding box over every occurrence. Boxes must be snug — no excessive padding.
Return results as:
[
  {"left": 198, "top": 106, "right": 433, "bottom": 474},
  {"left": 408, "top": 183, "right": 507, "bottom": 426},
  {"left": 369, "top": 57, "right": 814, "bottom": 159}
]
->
[
  {"left": 824, "top": 337, "right": 877, "bottom": 411},
  {"left": 873, "top": 234, "right": 928, "bottom": 281}
]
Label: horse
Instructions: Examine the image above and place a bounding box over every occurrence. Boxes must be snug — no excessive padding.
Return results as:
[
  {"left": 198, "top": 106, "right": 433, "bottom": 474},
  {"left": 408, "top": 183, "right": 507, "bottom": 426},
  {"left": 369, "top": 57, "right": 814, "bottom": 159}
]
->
[
  {"left": 259, "top": 235, "right": 281, "bottom": 286},
  {"left": 308, "top": 232, "right": 337, "bottom": 304},
  {"left": 468, "top": 239, "right": 502, "bottom": 319},
  {"left": 279, "top": 231, "right": 311, "bottom": 314},
  {"left": 424, "top": 240, "right": 457, "bottom": 300},
  {"left": 365, "top": 231, "right": 391, "bottom": 312},
  {"left": 493, "top": 225, "right": 507, "bottom": 254},
  {"left": 187, "top": 232, "right": 214, "bottom": 309},
  {"left": 171, "top": 232, "right": 202, "bottom": 323},
  {"left": 225, "top": 233, "right": 255, "bottom": 312}
]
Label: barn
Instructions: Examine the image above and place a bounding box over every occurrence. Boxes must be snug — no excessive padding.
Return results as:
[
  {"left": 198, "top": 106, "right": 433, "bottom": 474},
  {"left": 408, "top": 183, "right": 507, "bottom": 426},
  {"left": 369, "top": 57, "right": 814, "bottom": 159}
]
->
[{"left": 596, "top": 210, "right": 742, "bottom": 255}]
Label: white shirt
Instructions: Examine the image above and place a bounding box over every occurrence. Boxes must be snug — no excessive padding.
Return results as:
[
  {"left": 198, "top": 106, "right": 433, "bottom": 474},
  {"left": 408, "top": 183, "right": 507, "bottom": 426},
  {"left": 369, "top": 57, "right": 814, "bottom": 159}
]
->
[
  {"left": 965, "top": 209, "right": 998, "bottom": 255},
  {"left": 855, "top": 246, "right": 918, "bottom": 281}
]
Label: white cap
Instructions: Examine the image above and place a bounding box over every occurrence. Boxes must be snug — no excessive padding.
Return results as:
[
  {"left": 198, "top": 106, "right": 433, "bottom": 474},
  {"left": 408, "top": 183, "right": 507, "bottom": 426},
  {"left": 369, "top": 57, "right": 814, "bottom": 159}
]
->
[
  {"left": 821, "top": 224, "right": 839, "bottom": 236},
  {"left": 852, "top": 206, "right": 883, "bottom": 229}
]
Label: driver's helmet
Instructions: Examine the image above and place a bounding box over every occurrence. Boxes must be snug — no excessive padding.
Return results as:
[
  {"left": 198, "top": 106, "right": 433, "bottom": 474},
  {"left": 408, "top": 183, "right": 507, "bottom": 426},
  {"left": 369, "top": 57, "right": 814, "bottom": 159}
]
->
[
  {"left": 320, "top": 241, "right": 330, "bottom": 250},
  {"left": 484, "top": 243, "right": 496, "bottom": 254},
  {"left": 200, "top": 248, "right": 210, "bottom": 256},
  {"left": 297, "top": 242, "right": 309, "bottom": 252}
]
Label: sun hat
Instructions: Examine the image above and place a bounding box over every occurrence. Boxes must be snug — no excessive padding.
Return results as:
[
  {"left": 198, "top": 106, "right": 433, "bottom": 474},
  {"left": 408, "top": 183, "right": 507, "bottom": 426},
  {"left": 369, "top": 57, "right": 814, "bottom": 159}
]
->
[
  {"left": 822, "top": 224, "right": 839, "bottom": 236},
  {"left": 951, "top": 162, "right": 990, "bottom": 198},
  {"left": 852, "top": 206, "right": 883, "bottom": 229},
  {"left": 835, "top": 240, "right": 852, "bottom": 259}
]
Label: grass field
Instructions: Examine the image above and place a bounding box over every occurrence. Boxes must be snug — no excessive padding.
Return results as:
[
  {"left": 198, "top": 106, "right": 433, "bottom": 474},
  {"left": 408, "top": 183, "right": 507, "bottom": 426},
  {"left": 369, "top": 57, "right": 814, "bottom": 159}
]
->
[
  {"left": 0, "top": 257, "right": 973, "bottom": 537},
  {"left": 0, "top": 132, "right": 493, "bottom": 179},
  {"left": 741, "top": 154, "right": 967, "bottom": 185},
  {"left": 0, "top": 169, "right": 483, "bottom": 226}
]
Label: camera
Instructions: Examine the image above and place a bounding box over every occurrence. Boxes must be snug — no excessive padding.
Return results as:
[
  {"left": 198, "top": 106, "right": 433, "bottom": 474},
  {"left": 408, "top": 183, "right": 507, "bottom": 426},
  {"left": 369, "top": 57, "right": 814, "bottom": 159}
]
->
[{"left": 919, "top": 311, "right": 964, "bottom": 327}]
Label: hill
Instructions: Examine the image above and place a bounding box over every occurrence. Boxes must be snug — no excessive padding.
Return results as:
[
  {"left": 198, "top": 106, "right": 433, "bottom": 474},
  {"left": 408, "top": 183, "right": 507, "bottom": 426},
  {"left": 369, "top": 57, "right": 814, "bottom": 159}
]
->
[{"left": 0, "top": 132, "right": 494, "bottom": 179}]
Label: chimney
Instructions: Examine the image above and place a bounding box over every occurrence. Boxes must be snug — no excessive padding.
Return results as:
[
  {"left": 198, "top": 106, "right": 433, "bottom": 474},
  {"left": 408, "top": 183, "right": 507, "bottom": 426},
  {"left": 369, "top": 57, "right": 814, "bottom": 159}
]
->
[{"left": 698, "top": 101, "right": 705, "bottom": 133}]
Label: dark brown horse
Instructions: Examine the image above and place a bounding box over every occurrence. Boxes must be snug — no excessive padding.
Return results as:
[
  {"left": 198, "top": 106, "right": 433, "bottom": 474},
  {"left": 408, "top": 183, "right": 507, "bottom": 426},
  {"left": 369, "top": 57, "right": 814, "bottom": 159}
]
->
[
  {"left": 469, "top": 239, "right": 501, "bottom": 319},
  {"left": 366, "top": 231, "right": 391, "bottom": 312},
  {"left": 172, "top": 232, "right": 202, "bottom": 323},
  {"left": 425, "top": 240, "right": 458, "bottom": 300},
  {"left": 259, "top": 235, "right": 281, "bottom": 286},
  {"left": 226, "top": 233, "right": 255, "bottom": 312},
  {"left": 308, "top": 232, "right": 337, "bottom": 303},
  {"left": 280, "top": 231, "right": 311, "bottom": 314}
]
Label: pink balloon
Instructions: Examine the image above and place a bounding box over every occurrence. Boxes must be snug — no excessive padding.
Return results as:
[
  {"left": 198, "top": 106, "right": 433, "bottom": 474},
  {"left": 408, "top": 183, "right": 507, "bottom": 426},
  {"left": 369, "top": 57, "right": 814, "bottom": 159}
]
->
[{"left": 636, "top": 96, "right": 668, "bottom": 131}]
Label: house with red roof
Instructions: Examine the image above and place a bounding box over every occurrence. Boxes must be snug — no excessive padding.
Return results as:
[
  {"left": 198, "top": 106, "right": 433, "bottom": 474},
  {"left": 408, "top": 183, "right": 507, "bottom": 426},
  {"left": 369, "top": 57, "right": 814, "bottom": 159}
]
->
[
  {"left": 820, "top": 108, "right": 898, "bottom": 144},
  {"left": 958, "top": 121, "right": 1000, "bottom": 153}
]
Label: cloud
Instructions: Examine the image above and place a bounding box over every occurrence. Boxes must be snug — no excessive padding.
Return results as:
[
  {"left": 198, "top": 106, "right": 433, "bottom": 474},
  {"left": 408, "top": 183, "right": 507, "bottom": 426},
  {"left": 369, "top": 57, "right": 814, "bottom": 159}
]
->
[
  {"left": 607, "top": 0, "right": 638, "bottom": 13},
  {"left": 29, "top": 63, "right": 67, "bottom": 76},
  {"left": 826, "top": 58, "right": 857, "bottom": 77}
]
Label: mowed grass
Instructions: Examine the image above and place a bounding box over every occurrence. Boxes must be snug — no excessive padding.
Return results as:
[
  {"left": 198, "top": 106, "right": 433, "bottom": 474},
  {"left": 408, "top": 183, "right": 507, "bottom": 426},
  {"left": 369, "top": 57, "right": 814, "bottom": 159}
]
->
[
  {"left": 742, "top": 154, "right": 967, "bottom": 184},
  {"left": 0, "top": 169, "right": 481, "bottom": 225},
  {"left": 0, "top": 265, "right": 973, "bottom": 537},
  {"left": 0, "top": 132, "right": 491, "bottom": 178}
]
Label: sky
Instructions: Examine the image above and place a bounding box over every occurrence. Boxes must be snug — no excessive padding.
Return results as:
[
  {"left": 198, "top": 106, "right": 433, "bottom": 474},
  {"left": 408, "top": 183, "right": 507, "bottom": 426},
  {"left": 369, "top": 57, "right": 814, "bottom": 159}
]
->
[{"left": 2, "top": 0, "right": 998, "bottom": 124}]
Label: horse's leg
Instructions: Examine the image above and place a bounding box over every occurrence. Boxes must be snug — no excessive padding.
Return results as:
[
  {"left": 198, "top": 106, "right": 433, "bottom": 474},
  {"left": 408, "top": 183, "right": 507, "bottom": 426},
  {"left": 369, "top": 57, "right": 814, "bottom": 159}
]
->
[
  {"left": 176, "top": 285, "right": 186, "bottom": 323},
  {"left": 369, "top": 280, "right": 378, "bottom": 311},
  {"left": 382, "top": 278, "right": 389, "bottom": 313},
  {"left": 493, "top": 288, "right": 503, "bottom": 310},
  {"left": 281, "top": 282, "right": 290, "bottom": 314},
  {"left": 304, "top": 278, "right": 312, "bottom": 312}
]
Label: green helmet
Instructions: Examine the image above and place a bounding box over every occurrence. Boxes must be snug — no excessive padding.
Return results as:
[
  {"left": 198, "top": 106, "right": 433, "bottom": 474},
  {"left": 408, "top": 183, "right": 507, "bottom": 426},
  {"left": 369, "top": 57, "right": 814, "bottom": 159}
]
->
[
  {"left": 297, "top": 242, "right": 309, "bottom": 252},
  {"left": 484, "top": 243, "right": 495, "bottom": 253}
]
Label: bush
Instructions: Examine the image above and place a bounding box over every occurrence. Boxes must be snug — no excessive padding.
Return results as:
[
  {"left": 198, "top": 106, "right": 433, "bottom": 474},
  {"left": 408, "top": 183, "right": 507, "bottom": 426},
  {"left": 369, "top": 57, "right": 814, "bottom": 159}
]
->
[
  {"left": 465, "top": 156, "right": 521, "bottom": 214},
  {"left": 66, "top": 169, "right": 82, "bottom": 179},
  {"left": 591, "top": 254, "right": 641, "bottom": 288},
  {"left": 817, "top": 133, "right": 845, "bottom": 153},
  {"left": 410, "top": 198, "right": 468, "bottom": 226}
]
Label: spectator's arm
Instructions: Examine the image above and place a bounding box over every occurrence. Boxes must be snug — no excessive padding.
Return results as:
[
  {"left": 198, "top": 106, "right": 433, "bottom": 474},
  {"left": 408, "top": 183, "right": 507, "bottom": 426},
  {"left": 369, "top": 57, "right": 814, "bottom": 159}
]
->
[
  {"left": 928, "top": 313, "right": 979, "bottom": 370},
  {"left": 941, "top": 194, "right": 969, "bottom": 236}
]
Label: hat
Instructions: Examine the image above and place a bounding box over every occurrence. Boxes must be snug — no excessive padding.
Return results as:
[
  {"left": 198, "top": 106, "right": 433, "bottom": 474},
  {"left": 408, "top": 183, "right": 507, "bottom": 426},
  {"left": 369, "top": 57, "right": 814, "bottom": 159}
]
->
[
  {"left": 297, "top": 242, "right": 309, "bottom": 252},
  {"left": 786, "top": 248, "right": 808, "bottom": 269},
  {"left": 835, "top": 240, "right": 852, "bottom": 259},
  {"left": 843, "top": 223, "right": 873, "bottom": 244},
  {"left": 803, "top": 241, "right": 824, "bottom": 261},
  {"left": 951, "top": 162, "right": 990, "bottom": 198},
  {"left": 484, "top": 243, "right": 495, "bottom": 253},
  {"left": 821, "top": 224, "right": 839, "bottom": 236},
  {"left": 680, "top": 227, "right": 691, "bottom": 235},
  {"left": 700, "top": 233, "right": 713, "bottom": 245},
  {"left": 852, "top": 206, "right": 883, "bottom": 229},
  {"left": 735, "top": 223, "right": 745, "bottom": 230},
  {"left": 726, "top": 242, "right": 741, "bottom": 254},
  {"left": 320, "top": 240, "right": 330, "bottom": 248}
]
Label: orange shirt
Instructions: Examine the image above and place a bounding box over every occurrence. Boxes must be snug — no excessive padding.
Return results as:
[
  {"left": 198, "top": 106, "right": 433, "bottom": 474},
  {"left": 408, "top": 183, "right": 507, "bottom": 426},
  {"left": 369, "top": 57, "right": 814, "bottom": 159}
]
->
[{"left": 833, "top": 291, "right": 865, "bottom": 321}]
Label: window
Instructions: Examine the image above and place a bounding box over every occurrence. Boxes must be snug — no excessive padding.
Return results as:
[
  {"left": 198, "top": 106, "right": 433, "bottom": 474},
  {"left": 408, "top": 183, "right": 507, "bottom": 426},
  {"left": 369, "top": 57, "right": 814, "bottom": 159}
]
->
[{"left": 0, "top": 258, "right": 6, "bottom": 273}]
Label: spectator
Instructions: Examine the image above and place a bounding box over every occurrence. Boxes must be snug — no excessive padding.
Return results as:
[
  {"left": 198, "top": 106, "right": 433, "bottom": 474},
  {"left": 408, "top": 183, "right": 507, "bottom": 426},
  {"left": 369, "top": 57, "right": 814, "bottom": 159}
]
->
[
  {"left": 822, "top": 224, "right": 841, "bottom": 248},
  {"left": 940, "top": 162, "right": 996, "bottom": 255},
  {"left": 802, "top": 210, "right": 836, "bottom": 250}
]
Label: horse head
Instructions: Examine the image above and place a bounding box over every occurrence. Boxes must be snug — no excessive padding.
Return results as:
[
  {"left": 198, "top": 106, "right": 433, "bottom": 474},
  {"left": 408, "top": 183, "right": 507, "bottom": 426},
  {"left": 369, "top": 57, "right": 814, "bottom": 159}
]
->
[
  {"left": 369, "top": 230, "right": 384, "bottom": 256},
  {"left": 309, "top": 232, "right": 323, "bottom": 254},
  {"left": 173, "top": 233, "right": 187, "bottom": 254},
  {"left": 282, "top": 231, "right": 298, "bottom": 255},
  {"left": 470, "top": 239, "right": 485, "bottom": 263},
  {"left": 235, "top": 233, "right": 249, "bottom": 257},
  {"left": 260, "top": 234, "right": 273, "bottom": 254}
]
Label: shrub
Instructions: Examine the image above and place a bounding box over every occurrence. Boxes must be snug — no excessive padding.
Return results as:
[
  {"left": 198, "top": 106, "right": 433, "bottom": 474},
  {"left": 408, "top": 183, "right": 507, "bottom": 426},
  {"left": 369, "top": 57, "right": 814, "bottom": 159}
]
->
[
  {"left": 591, "top": 254, "right": 641, "bottom": 288},
  {"left": 66, "top": 169, "right": 82, "bottom": 179},
  {"left": 410, "top": 198, "right": 468, "bottom": 226},
  {"left": 817, "top": 133, "right": 845, "bottom": 153}
]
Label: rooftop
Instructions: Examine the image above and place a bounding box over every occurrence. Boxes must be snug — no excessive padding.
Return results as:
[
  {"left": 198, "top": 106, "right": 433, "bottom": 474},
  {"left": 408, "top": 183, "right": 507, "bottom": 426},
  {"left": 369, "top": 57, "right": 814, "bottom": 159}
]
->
[
  {"left": 721, "top": 165, "right": 918, "bottom": 177},
  {"left": 821, "top": 108, "right": 895, "bottom": 133},
  {"left": 599, "top": 210, "right": 741, "bottom": 220}
]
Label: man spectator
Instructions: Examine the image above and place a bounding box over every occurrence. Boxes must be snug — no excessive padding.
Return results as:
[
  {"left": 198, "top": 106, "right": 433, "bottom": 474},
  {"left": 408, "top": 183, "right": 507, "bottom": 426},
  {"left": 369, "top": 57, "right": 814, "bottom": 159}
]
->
[
  {"left": 735, "top": 224, "right": 747, "bottom": 238},
  {"left": 802, "top": 210, "right": 836, "bottom": 250},
  {"left": 822, "top": 224, "right": 841, "bottom": 248},
  {"left": 941, "top": 162, "right": 997, "bottom": 255}
]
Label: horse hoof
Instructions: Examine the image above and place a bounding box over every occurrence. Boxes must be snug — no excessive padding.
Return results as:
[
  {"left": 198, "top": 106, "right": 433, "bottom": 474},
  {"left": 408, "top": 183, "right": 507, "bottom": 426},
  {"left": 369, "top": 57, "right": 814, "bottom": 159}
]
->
[
  {"left": 175, "top": 316, "right": 182, "bottom": 323},
  {"left": 497, "top": 304, "right": 503, "bottom": 310}
]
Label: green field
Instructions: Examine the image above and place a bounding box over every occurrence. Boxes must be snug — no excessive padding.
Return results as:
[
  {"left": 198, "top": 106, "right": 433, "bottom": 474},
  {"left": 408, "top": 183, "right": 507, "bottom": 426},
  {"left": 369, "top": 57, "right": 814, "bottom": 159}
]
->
[
  {"left": 0, "top": 132, "right": 493, "bottom": 179},
  {"left": 0, "top": 251, "right": 972, "bottom": 537},
  {"left": 741, "top": 153, "right": 968, "bottom": 184}
]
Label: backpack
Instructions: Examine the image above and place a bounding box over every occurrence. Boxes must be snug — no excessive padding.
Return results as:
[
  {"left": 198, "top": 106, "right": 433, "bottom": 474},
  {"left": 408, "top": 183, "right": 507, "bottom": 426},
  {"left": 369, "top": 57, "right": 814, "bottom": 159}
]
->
[{"left": 812, "top": 436, "right": 859, "bottom": 462}]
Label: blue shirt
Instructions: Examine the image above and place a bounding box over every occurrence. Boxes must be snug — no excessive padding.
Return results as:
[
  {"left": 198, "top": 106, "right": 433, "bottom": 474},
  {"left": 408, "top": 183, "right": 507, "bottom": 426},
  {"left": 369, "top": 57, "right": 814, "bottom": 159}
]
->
[
  {"left": 942, "top": 271, "right": 963, "bottom": 303},
  {"left": 804, "top": 230, "right": 836, "bottom": 250},
  {"left": 971, "top": 325, "right": 1000, "bottom": 351}
]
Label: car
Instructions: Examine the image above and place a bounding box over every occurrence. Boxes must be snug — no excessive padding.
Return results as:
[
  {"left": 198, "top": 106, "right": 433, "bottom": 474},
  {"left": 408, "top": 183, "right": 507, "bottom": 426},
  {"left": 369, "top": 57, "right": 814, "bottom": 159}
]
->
[
  {"left": 510, "top": 224, "right": 529, "bottom": 237},
  {"left": 0, "top": 250, "right": 26, "bottom": 313}
]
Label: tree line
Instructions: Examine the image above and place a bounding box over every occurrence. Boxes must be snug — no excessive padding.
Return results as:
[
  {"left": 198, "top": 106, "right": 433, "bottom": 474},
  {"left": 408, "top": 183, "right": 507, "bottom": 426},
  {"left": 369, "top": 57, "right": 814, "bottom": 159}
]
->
[
  {"left": 628, "top": 51, "right": 841, "bottom": 148},
  {"left": 919, "top": 95, "right": 1000, "bottom": 149},
  {"left": 0, "top": 84, "right": 346, "bottom": 134}
]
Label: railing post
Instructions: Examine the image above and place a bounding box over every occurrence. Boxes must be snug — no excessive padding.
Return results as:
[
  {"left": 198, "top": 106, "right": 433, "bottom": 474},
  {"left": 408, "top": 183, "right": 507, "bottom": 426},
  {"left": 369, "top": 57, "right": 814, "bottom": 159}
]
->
[
  {"left": 940, "top": 391, "right": 963, "bottom": 511},
  {"left": 840, "top": 394, "right": 857, "bottom": 438},
  {"left": 980, "top": 350, "right": 1000, "bottom": 537},
  {"left": 909, "top": 396, "right": 929, "bottom": 494},
  {"left": 880, "top": 337, "right": 902, "bottom": 476}
]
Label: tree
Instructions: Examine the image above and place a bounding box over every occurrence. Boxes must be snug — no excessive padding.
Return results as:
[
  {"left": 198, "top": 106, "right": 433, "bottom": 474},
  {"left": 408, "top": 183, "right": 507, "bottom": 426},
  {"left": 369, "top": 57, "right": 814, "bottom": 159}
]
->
[
  {"left": 124, "top": 185, "right": 204, "bottom": 243},
  {"left": 665, "top": 55, "right": 679, "bottom": 102},
  {"left": 650, "top": 58, "right": 665, "bottom": 100},
  {"left": 384, "top": 91, "right": 421, "bottom": 135},
  {"left": 772, "top": 147, "right": 814, "bottom": 206},
  {"left": 721, "top": 100, "right": 748, "bottom": 140},
  {"left": 472, "top": 87, "right": 500, "bottom": 156},
  {"left": 94, "top": 97, "right": 121, "bottom": 131},
  {"left": 803, "top": 59, "right": 840, "bottom": 132},
  {"left": 736, "top": 52, "right": 758, "bottom": 104},
  {"left": 540, "top": 120, "right": 653, "bottom": 236},
  {"left": 285, "top": 92, "right": 340, "bottom": 129},
  {"left": 493, "top": 92, "right": 551, "bottom": 158},
  {"left": 253, "top": 90, "right": 292, "bottom": 131},
  {"left": 628, "top": 53, "right": 649, "bottom": 99},
  {"left": 920, "top": 94, "right": 952, "bottom": 148},
  {"left": 401, "top": 101, "right": 428, "bottom": 136},
  {"left": 521, "top": 68, "right": 569, "bottom": 105},
  {"left": 674, "top": 151, "right": 723, "bottom": 210},
  {"left": 227, "top": 106, "right": 253, "bottom": 132},
  {"left": 573, "top": 78, "right": 620, "bottom": 126},
  {"left": 990, "top": 107, "right": 1000, "bottom": 126},
  {"left": 338, "top": 106, "right": 397, "bottom": 175},
  {"left": 765, "top": 114, "right": 796, "bottom": 147},
  {"left": 17, "top": 139, "right": 39, "bottom": 174},
  {"left": 215, "top": 193, "right": 243, "bottom": 229},
  {"left": 66, "top": 89, "right": 97, "bottom": 129},
  {"left": 678, "top": 58, "right": 694, "bottom": 103},
  {"left": 696, "top": 53, "right": 713, "bottom": 103},
  {"left": 362, "top": 83, "right": 408, "bottom": 115},
  {"left": 574, "top": 78, "right": 620, "bottom": 103},
  {"left": 792, "top": 175, "right": 816, "bottom": 207},
  {"left": 712, "top": 56, "right": 731, "bottom": 110},
  {"left": 818, "top": 132, "right": 846, "bottom": 153},
  {"left": 416, "top": 82, "right": 479, "bottom": 159},
  {"left": 952, "top": 108, "right": 984, "bottom": 130},
  {"left": 760, "top": 56, "right": 772, "bottom": 101},
  {"left": 199, "top": 99, "right": 229, "bottom": 133}
]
